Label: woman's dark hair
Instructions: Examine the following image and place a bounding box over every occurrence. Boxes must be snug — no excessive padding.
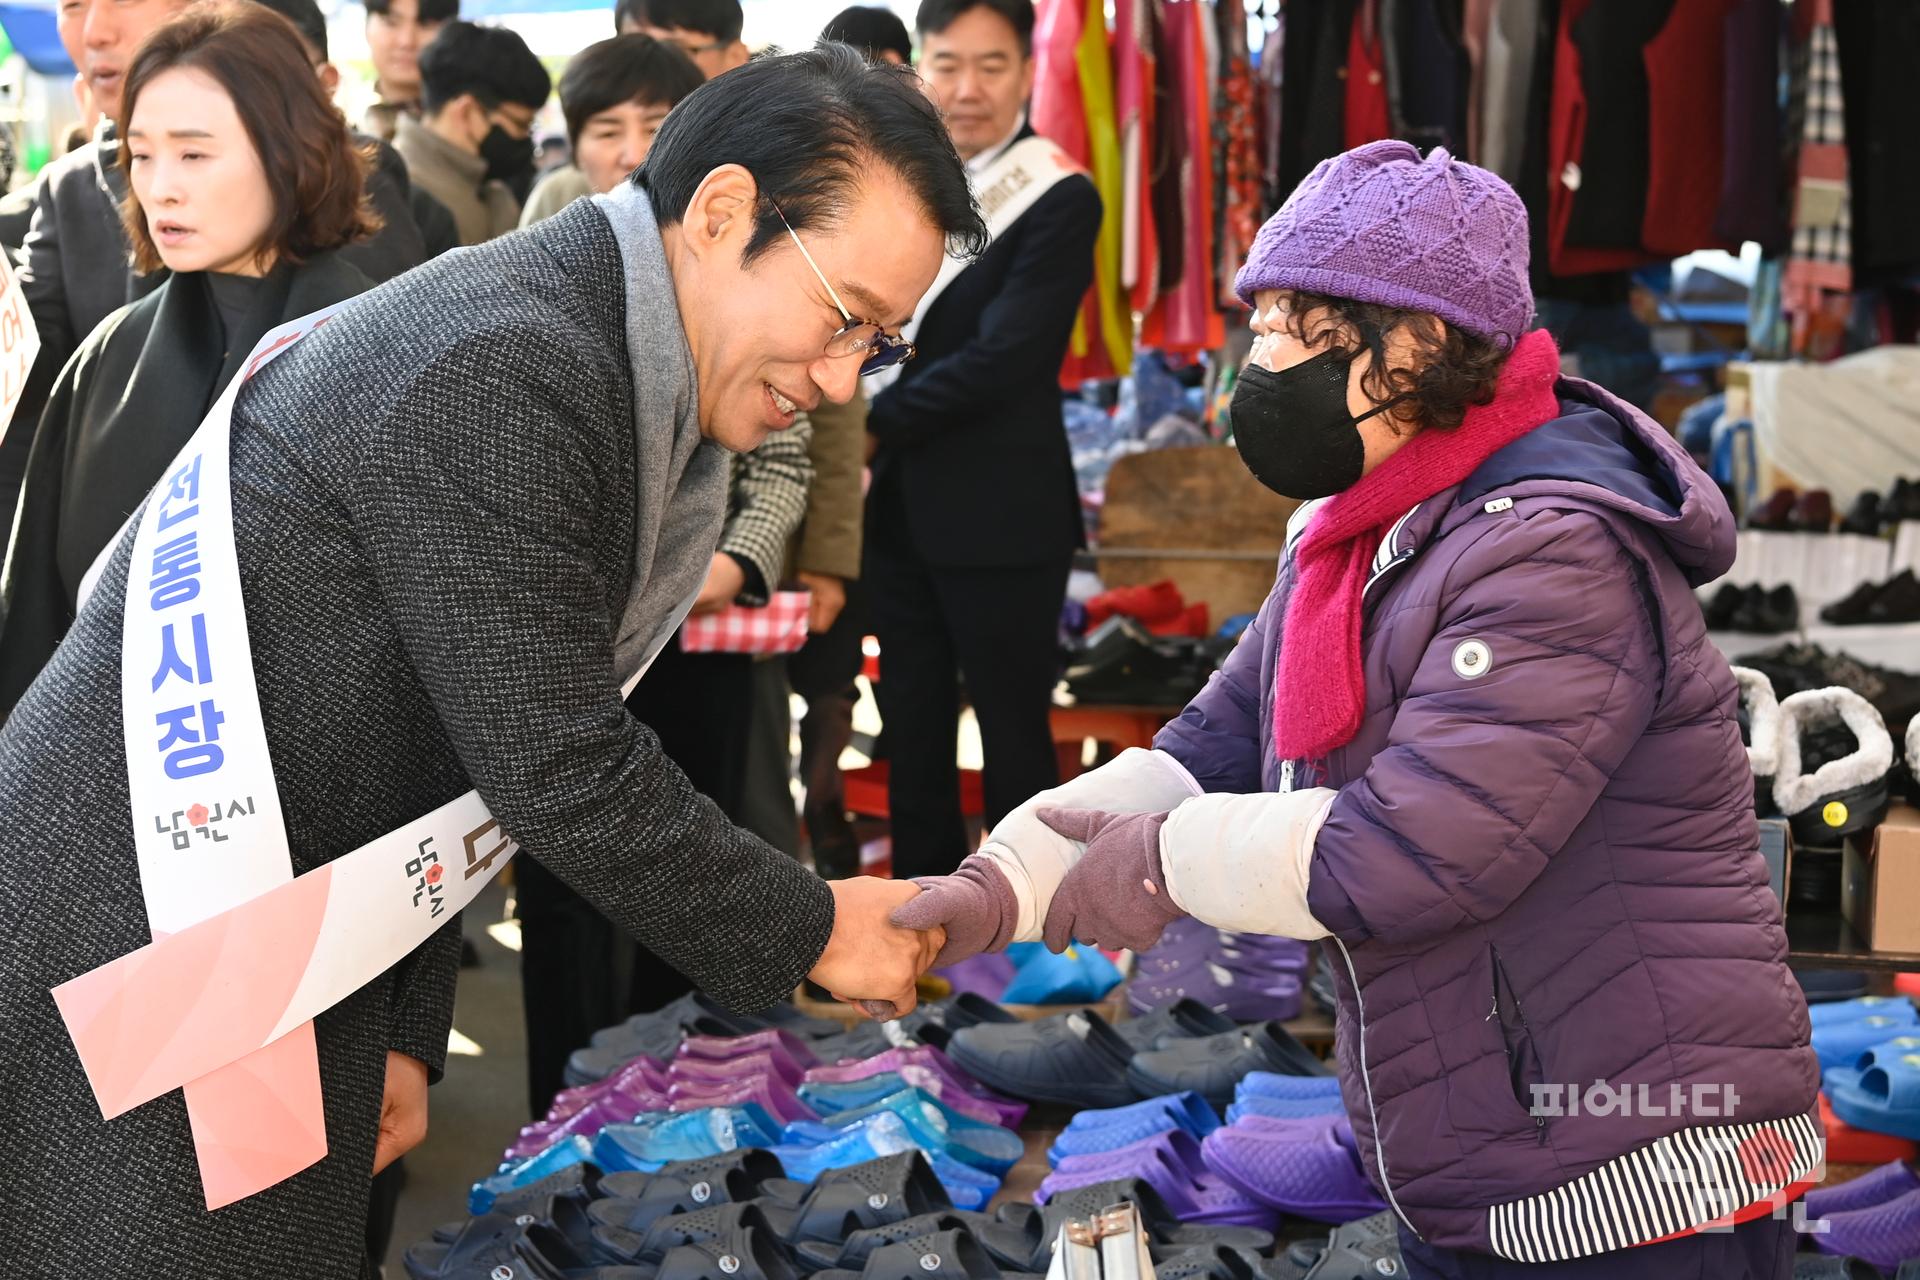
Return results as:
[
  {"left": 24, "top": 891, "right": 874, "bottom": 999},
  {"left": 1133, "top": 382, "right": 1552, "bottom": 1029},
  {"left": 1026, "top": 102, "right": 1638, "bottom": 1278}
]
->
[
  {"left": 559, "top": 34, "right": 703, "bottom": 151},
  {"left": 822, "top": 6, "right": 913, "bottom": 63},
  {"left": 1275, "top": 292, "right": 1511, "bottom": 432},
  {"left": 916, "top": 0, "right": 1034, "bottom": 56},
  {"left": 636, "top": 43, "right": 987, "bottom": 265},
  {"left": 118, "top": 2, "right": 380, "bottom": 276},
  {"left": 418, "top": 20, "right": 552, "bottom": 114}
]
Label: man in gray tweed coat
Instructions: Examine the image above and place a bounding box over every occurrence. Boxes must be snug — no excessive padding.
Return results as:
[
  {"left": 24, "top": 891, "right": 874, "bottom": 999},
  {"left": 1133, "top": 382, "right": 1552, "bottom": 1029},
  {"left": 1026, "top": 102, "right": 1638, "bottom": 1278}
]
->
[{"left": 0, "top": 48, "right": 984, "bottom": 1278}]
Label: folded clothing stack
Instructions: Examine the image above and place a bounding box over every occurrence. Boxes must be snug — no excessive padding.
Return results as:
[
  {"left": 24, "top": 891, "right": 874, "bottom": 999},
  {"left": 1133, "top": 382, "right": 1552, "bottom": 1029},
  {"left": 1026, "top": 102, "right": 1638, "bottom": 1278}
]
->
[
  {"left": 1127, "top": 920, "right": 1312, "bottom": 1023},
  {"left": 413, "top": 1146, "right": 1403, "bottom": 1280}
]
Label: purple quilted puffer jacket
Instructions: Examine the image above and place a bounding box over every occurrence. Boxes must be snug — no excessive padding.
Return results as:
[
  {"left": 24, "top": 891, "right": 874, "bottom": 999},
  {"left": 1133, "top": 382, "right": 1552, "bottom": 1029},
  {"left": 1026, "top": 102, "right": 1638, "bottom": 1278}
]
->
[{"left": 1156, "top": 377, "right": 1819, "bottom": 1256}]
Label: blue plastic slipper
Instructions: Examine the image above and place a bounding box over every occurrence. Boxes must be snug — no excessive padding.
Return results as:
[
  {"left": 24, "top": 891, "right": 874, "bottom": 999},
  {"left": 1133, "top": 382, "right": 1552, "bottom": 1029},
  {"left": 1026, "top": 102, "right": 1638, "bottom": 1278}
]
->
[
  {"left": 1810, "top": 997, "right": 1918, "bottom": 1029},
  {"left": 470, "top": 1136, "right": 597, "bottom": 1214},
  {"left": 590, "top": 1106, "right": 779, "bottom": 1174},
  {"left": 1833, "top": 1052, "right": 1920, "bottom": 1141},
  {"left": 1817, "top": 1015, "right": 1920, "bottom": 1070},
  {"left": 1048, "top": 1093, "right": 1221, "bottom": 1163},
  {"left": 1001, "top": 943, "right": 1124, "bottom": 1005},
  {"left": 1828, "top": 1036, "right": 1920, "bottom": 1096}
]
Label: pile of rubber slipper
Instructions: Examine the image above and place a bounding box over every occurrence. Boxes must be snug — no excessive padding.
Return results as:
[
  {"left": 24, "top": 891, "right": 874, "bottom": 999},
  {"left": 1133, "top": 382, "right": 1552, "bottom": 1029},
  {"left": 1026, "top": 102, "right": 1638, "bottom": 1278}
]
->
[
  {"left": 1124, "top": 920, "right": 1312, "bottom": 1024},
  {"left": 499, "top": 1010, "right": 1029, "bottom": 1214},
  {"left": 1037, "top": 1081, "right": 1380, "bottom": 1229},
  {"left": 408, "top": 1148, "right": 1406, "bottom": 1280}
]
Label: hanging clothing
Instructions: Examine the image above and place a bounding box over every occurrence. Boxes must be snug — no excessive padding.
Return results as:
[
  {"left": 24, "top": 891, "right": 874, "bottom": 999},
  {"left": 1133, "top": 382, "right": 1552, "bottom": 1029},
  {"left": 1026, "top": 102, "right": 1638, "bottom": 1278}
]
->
[
  {"left": 1781, "top": 0, "right": 1852, "bottom": 359},
  {"left": 1716, "top": 0, "right": 1788, "bottom": 252},
  {"left": 1143, "top": 0, "right": 1224, "bottom": 355},
  {"left": 1831, "top": 0, "right": 1920, "bottom": 284},
  {"left": 1343, "top": 0, "right": 1391, "bottom": 151},
  {"left": 1072, "top": 0, "right": 1131, "bottom": 382},
  {"left": 1116, "top": 0, "right": 1160, "bottom": 317},
  {"left": 1639, "top": 0, "right": 1742, "bottom": 259},
  {"left": 1379, "top": 0, "right": 1471, "bottom": 156},
  {"left": 1546, "top": 0, "right": 1657, "bottom": 276},
  {"left": 1276, "top": 0, "right": 1357, "bottom": 198},
  {"left": 1560, "top": 0, "right": 1673, "bottom": 252},
  {"left": 1479, "top": 0, "right": 1547, "bottom": 183},
  {"left": 1215, "top": 0, "right": 1262, "bottom": 310}
]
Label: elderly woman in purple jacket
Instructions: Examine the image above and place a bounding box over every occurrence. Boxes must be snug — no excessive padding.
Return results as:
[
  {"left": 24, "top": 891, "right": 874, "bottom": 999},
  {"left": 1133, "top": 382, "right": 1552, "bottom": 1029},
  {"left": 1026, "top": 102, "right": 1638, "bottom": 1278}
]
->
[{"left": 898, "top": 142, "right": 1820, "bottom": 1279}]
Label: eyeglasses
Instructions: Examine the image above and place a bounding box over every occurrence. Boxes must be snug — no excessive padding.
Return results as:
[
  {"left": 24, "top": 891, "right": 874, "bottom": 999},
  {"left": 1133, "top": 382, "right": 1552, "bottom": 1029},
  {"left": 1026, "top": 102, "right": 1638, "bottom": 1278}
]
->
[{"left": 770, "top": 200, "right": 915, "bottom": 376}]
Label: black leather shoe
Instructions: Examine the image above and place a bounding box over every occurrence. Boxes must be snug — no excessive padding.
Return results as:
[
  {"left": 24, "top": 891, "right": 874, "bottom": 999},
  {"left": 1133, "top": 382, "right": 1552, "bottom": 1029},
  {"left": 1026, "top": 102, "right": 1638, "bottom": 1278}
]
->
[
  {"left": 1733, "top": 584, "right": 1799, "bottom": 634},
  {"left": 1701, "top": 582, "right": 1746, "bottom": 629},
  {"left": 1839, "top": 490, "right": 1885, "bottom": 537},
  {"left": 1820, "top": 579, "right": 1885, "bottom": 625},
  {"left": 1867, "top": 569, "right": 1920, "bottom": 624},
  {"left": 1891, "top": 477, "right": 1920, "bottom": 524}
]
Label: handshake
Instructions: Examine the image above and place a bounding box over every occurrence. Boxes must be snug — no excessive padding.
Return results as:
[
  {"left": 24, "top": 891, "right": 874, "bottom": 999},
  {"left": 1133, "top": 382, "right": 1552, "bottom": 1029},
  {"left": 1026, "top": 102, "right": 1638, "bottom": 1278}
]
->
[{"left": 804, "top": 806, "right": 1185, "bottom": 1019}]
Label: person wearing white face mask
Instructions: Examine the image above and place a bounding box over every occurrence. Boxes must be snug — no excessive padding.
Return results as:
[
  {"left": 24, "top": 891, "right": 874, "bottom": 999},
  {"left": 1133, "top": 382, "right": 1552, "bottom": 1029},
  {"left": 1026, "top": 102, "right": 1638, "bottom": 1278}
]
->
[
  {"left": 0, "top": 1, "right": 380, "bottom": 716},
  {"left": 519, "top": 34, "right": 703, "bottom": 227}
]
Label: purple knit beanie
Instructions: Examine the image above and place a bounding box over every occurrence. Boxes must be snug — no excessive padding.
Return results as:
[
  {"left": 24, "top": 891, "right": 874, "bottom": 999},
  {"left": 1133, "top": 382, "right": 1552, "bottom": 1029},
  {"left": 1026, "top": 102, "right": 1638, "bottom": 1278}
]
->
[{"left": 1234, "top": 140, "right": 1534, "bottom": 348}]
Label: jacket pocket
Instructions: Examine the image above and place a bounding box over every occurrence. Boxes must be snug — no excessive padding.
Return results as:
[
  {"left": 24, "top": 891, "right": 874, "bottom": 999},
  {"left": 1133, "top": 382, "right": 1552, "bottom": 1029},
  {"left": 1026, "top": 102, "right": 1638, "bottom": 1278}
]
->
[{"left": 1490, "top": 946, "right": 1549, "bottom": 1138}]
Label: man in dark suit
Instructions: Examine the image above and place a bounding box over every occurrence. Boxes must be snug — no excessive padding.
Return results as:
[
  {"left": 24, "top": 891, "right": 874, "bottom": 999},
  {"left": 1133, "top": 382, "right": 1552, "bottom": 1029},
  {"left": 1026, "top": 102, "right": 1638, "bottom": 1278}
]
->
[{"left": 864, "top": 0, "right": 1100, "bottom": 880}]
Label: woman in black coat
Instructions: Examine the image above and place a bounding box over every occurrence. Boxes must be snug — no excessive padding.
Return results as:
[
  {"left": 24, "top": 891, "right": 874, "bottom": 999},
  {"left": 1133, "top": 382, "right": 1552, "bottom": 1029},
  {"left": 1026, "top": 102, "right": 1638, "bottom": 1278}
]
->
[{"left": 0, "top": 1, "right": 381, "bottom": 719}]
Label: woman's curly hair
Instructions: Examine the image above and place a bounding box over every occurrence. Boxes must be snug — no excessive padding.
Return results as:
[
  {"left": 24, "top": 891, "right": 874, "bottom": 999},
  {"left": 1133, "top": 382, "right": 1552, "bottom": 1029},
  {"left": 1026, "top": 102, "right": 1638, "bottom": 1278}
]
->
[{"left": 1273, "top": 291, "right": 1512, "bottom": 432}]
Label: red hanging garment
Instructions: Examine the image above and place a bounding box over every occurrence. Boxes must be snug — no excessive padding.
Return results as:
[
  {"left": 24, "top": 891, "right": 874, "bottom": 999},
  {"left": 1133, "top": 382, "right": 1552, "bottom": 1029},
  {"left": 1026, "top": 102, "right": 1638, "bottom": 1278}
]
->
[{"left": 1344, "top": 0, "right": 1391, "bottom": 150}]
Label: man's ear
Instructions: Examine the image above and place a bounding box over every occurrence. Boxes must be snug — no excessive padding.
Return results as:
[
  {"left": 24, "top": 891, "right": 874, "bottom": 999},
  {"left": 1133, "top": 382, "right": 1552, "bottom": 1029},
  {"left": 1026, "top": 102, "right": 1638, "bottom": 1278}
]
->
[
  {"left": 723, "top": 39, "right": 750, "bottom": 72},
  {"left": 679, "top": 162, "right": 759, "bottom": 263},
  {"left": 317, "top": 61, "right": 342, "bottom": 97}
]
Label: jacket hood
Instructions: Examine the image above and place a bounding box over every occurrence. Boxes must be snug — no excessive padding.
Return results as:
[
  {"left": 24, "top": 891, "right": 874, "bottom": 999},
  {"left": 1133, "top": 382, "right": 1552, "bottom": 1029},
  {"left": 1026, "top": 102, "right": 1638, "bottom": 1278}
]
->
[{"left": 1453, "top": 376, "right": 1736, "bottom": 585}]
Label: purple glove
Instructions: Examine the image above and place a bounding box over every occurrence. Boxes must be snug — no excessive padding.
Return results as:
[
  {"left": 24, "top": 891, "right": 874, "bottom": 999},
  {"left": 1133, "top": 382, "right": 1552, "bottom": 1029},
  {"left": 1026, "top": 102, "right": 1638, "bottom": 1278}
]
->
[
  {"left": 889, "top": 856, "right": 1019, "bottom": 969},
  {"left": 1037, "top": 808, "right": 1185, "bottom": 954}
]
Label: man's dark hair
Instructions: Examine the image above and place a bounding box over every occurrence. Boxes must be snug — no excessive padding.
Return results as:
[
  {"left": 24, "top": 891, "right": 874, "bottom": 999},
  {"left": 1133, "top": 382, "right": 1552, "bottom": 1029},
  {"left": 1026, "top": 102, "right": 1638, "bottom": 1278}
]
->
[
  {"left": 821, "top": 6, "right": 911, "bottom": 64},
  {"left": 559, "top": 34, "right": 703, "bottom": 150},
  {"left": 419, "top": 20, "right": 552, "bottom": 114},
  {"left": 915, "top": 0, "right": 1033, "bottom": 56},
  {"left": 637, "top": 44, "right": 985, "bottom": 266},
  {"left": 250, "top": 0, "right": 327, "bottom": 60},
  {"left": 365, "top": 0, "right": 459, "bottom": 23},
  {"left": 612, "top": 0, "right": 741, "bottom": 43}
]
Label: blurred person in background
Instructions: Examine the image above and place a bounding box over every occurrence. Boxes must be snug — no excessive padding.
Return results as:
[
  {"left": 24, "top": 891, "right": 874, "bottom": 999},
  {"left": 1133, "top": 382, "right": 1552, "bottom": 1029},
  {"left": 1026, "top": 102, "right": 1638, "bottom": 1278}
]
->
[
  {"left": 361, "top": 0, "right": 456, "bottom": 142},
  {"left": 821, "top": 4, "right": 912, "bottom": 64},
  {"left": 861, "top": 0, "right": 1098, "bottom": 879},
  {"left": 615, "top": 0, "right": 747, "bottom": 79},
  {"left": 519, "top": 33, "right": 701, "bottom": 225},
  {"left": 0, "top": 1, "right": 382, "bottom": 716},
  {"left": 396, "top": 19, "right": 549, "bottom": 244}
]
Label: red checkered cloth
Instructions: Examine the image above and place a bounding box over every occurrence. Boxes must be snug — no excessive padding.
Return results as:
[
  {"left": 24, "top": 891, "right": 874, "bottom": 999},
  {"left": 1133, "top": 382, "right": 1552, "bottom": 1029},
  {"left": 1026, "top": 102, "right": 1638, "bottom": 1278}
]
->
[{"left": 679, "top": 590, "right": 811, "bottom": 654}]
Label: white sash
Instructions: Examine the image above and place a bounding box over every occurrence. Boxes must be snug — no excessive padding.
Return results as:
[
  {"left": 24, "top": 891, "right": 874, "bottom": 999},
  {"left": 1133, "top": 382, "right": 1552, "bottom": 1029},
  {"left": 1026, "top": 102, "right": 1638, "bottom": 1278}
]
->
[
  {"left": 57, "top": 306, "right": 690, "bottom": 1197},
  {"left": 865, "top": 134, "right": 1083, "bottom": 391}
]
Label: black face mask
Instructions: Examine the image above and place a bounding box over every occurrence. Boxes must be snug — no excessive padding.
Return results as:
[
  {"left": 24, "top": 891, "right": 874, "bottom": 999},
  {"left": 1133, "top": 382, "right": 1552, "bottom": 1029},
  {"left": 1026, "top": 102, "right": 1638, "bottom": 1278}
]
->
[
  {"left": 479, "top": 124, "right": 535, "bottom": 186},
  {"left": 1229, "top": 349, "right": 1402, "bottom": 500}
]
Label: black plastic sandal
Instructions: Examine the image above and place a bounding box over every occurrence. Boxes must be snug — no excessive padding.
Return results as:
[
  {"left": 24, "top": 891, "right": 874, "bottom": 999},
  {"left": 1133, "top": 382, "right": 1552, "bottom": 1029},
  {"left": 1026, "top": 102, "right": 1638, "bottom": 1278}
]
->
[
  {"left": 758, "top": 1152, "right": 954, "bottom": 1245},
  {"left": 823, "top": 1230, "right": 1038, "bottom": 1280},
  {"left": 793, "top": 1211, "right": 1031, "bottom": 1275},
  {"left": 654, "top": 1224, "right": 800, "bottom": 1280},
  {"left": 591, "top": 1151, "right": 788, "bottom": 1234}
]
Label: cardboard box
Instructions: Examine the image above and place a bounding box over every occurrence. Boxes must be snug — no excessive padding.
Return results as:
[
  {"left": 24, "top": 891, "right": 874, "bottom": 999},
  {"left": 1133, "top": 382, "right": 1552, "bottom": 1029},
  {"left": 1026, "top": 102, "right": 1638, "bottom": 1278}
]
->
[{"left": 1842, "top": 805, "right": 1920, "bottom": 952}]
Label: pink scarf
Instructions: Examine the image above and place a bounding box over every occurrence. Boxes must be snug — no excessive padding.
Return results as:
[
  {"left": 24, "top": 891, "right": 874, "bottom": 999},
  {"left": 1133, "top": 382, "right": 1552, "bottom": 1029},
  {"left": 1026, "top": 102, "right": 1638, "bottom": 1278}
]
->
[{"left": 1271, "top": 329, "right": 1563, "bottom": 762}]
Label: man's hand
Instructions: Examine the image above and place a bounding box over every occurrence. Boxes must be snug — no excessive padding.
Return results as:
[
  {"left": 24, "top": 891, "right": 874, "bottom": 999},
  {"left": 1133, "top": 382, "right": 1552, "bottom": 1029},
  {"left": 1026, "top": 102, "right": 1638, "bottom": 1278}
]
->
[
  {"left": 373, "top": 1050, "right": 429, "bottom": 1175},
  {"left": 797, "top": 572, "right": 847, "bottom": 633},
  {"left": 692, "top": 553, "right": 748, "bottom": 615},
  {"left": 809, "top": 877, "right": 944, "bottom": 1019}
]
